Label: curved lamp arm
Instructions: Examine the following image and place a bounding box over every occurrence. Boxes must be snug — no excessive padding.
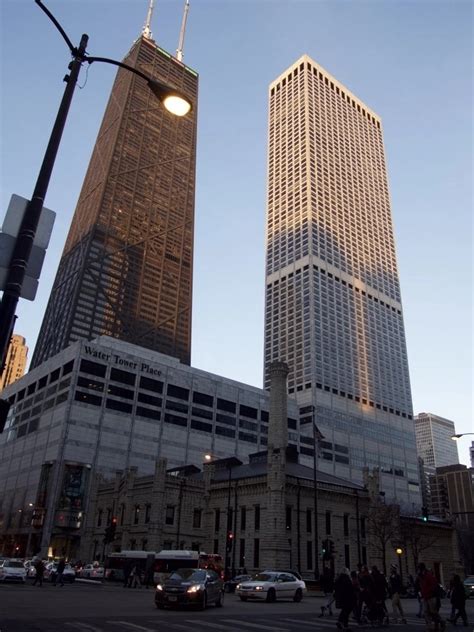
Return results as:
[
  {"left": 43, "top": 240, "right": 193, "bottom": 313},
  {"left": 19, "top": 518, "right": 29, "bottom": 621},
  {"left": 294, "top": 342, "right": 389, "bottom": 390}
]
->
[
  {"left": 35, "top": 0, "right": 75, "bottom": 53},
  {"left": 86, "top": 56, "right": 192, "bottom": 116}
]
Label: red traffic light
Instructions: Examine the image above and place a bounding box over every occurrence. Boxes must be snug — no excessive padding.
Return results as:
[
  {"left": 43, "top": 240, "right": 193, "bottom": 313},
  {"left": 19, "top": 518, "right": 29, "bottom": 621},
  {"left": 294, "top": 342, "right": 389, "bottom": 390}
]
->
[
  {"left": 112, "top": 516, "right": 117, "bottom": 524},
  {"left": 227, "top": 531, "right": 234, "bottom": 540}
]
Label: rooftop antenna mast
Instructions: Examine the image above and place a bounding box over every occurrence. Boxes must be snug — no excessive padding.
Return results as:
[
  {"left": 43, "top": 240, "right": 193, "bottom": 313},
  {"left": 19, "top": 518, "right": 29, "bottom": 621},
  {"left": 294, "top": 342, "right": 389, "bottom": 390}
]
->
[
  {"left": 142, "top": 0, "right": 155, "bottom": 40},
  {"left": 176, "top": 0, "right": 190, "bottom": 62}
]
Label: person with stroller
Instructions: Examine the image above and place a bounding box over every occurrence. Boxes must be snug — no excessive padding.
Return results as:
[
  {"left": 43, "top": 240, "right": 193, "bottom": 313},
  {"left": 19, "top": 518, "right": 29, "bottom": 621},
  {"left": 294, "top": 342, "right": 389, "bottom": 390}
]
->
[
  {"left": 334, "top": 567, "right": 355, "bottom": 631},
  {"left": 388, "top": 564, "right": 406, "bottom": 623},
  {"left": 319, "top": 566, "right": 335, "bottom": 617}
]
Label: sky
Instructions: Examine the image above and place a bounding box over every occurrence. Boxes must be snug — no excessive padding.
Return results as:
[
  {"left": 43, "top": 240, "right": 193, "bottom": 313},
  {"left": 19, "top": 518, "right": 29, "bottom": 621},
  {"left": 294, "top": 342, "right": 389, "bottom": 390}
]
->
[{"left": 0, "top": 0, "right": 472, "bottom": 465}]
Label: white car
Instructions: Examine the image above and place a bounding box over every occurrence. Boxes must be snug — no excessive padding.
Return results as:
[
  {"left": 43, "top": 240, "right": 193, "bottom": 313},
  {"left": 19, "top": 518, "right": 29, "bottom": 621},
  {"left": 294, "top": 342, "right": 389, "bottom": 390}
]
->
[
  {"left": 0, "top": 559, "right": 27, "bottom": 583},
  {"left": 79, "top": 564, "right": 104, "bottom": 579},
  {"left": 236, "top": 571, "right": 306, "bottom": 603},
  {"left": 45, "top": 562, "right": 76, "bottom": 583}
]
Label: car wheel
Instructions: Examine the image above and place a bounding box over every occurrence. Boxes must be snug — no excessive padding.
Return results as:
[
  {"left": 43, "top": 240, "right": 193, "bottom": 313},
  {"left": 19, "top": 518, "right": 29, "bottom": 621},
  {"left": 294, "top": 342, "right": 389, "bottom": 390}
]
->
[
  {"left": 215, "top": 590, "right": 224, "bottom": 607},
  {"left": 293, "top": 588, "right": 303, "bottom": 602},
  {"left": 266, "top": 588, "right": 276, "bottom": 603},
  {"left": 239, "top": 596, "right": 247, "bottom": 601},
  {"left": 200, "top": 591, "right": 207, "bottom": 610}
]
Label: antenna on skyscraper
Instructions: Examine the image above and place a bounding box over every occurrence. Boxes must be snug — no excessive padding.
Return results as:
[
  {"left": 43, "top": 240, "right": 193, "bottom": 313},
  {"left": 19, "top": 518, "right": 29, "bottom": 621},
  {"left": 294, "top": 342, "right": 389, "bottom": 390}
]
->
[
  {"left": 142, "top": 0, "right": 155, "bottom": 40},
  {"left": 176, "top": 0, "right": 190, "bottom": 62}
]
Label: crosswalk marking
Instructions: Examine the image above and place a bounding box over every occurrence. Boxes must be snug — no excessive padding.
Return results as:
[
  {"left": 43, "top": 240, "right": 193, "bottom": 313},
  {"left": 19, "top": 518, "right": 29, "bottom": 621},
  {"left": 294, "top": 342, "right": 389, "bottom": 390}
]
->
[
  {"left": 65, "top": 623, "right": 104, "bottom": 632},
  {"left": 111, "top": 622, "right": 158, "bottom": 632},
  {"left": 183, "top": 620, "right": 242, "bottom": 631},
  {"left": 220, "top": 620, "right": 289, "bottom": 632},
  {"left": 281, "top": 618, "right": 325, "bottom": 627}
]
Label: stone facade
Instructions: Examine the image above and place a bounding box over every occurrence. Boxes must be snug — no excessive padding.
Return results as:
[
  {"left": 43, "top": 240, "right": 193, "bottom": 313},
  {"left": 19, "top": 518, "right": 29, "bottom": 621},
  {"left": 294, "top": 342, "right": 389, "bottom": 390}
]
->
[{"left": 81, "top": 453, "right": 372, "bottom": 578}]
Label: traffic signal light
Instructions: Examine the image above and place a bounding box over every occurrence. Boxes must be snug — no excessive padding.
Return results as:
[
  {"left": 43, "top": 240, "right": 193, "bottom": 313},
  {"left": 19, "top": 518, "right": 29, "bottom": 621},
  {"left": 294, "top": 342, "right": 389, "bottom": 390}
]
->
[
  {"left": 421, "top": 506, "right": 429, "bottom": 522},
  {"left": 329, "top": 540, "right": 335, "bottom": 556},
  {"left": 103, "top": 517, "right": 117, "bottom": 544},
  {"left": 226, "top": 531, "right": 234, "bottom": 553}
]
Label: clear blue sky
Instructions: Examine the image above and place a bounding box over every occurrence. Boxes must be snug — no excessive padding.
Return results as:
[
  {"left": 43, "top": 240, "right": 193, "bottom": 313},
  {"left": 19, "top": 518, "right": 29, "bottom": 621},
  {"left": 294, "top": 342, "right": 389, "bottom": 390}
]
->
[{"left": 1, "top": 1, "right": 472, "bottom": 464}]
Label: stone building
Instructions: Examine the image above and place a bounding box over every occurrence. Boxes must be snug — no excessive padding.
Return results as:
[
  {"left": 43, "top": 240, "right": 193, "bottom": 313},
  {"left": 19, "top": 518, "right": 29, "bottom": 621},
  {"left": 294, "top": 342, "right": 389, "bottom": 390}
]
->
[{"left": 82, "top": 363, "right": 461, "bottom": 583}]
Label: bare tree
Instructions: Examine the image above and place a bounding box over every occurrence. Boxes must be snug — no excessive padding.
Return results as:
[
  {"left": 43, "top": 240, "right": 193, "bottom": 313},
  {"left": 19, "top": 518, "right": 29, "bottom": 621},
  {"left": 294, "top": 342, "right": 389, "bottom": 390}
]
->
[
  {"left": 400, "top": 516, "right": 440, "bottom": 570},
  {"left": 367, "top": 502, "right": 400, "bottom": 575}
]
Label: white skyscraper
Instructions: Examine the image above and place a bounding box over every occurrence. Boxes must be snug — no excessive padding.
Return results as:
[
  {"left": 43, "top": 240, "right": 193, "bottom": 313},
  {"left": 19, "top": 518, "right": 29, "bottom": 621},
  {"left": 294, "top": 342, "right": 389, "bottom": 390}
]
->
[
  {"left": 414, "top": 412, "right": 460, "bottom": 468},
  {"left": 264, "top": 55, "right": 420, "bottom": 506}
]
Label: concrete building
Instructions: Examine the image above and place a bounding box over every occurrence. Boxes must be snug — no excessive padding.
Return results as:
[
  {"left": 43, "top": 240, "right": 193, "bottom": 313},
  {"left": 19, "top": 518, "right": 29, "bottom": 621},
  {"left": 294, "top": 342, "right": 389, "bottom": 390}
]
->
[
  {"left": 429, "top": 464, "right": 474, "bottom": 526},
  {"left": 263, "top": 54, "right": 419, "bottom": 507},
  {"left": 31, "top": 10, "right": 198, "bottom": 369},
  {"left": 0, "top": 334, "right": 28, "bottom": 391},
  {"left": 0, "top": 338, "right": 304, "bottom": 559},
  {"left": 415, "top": 412, "right": 459, "bottom": 469}
]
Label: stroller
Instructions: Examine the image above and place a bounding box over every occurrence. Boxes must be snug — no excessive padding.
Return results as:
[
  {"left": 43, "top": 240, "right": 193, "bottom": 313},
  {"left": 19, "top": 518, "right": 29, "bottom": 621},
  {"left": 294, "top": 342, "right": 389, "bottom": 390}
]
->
[{"left": 360, "top": 593, "right": 390, "bottom": 627}]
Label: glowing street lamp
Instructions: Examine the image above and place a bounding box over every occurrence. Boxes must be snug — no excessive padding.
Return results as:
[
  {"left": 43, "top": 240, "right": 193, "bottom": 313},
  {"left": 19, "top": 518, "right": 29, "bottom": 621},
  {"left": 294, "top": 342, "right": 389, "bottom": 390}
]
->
[{"left": 451, "top": 433, "right": 474, "bottom": 440}]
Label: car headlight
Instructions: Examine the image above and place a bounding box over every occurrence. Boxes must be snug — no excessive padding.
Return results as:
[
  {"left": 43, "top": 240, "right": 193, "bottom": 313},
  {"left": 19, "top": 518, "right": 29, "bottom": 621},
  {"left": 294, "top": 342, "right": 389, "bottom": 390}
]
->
[
  {"left": 156, "top": 584, "right": 163, "bottom": 592},
  {"left": 187, "top": 584, "right": 204, "bottom": 593},
  {"left": 236, "top": 584, "right": 241, "bottom": 590},
  {"left": 255, "top": 586, "right": 264, "bottom": 591}
]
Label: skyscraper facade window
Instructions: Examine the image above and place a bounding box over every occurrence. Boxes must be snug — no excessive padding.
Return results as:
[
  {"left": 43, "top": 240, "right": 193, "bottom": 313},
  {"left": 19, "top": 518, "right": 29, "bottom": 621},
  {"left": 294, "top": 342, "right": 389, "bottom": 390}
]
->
[
  {"left": 264, "top": 55, "right": 419, "bottom": 505},
  {"left": 414, "top": 412, "right": 459, "bottom": 469},
  {"left": 31, "top": 34, "right": 198, "bottom": 369},
  {"left": 0, "top": 334, "right": 28, "bottom": 391}
]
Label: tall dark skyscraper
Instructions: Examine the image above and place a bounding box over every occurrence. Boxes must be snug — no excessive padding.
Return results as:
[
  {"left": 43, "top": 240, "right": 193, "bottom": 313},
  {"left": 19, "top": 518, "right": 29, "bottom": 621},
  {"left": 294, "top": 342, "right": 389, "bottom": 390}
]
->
[
  {"left": 32, "top": 15, "right": 198, "bottom": 369},
  {"left": 264, "top": 55, "right": 420, "bottom": 506}
]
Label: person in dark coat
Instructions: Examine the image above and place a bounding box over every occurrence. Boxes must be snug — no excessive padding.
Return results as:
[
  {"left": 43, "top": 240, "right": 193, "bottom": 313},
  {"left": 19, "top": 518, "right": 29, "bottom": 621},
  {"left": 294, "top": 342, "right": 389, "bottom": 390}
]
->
[
  {"left": 319, "top": 566, "right": 335, "bottom": 617},
  {"left": 388, "top": 564, "right": 406, "bottom": 623},
  {"left": 32, "top": 558, "right": 45, "bottom": 587},
  {"left": 334, "top": 567, "right": 355, "bottom": 630},
  {"left": 53, "top": 558, "right": 66, "bottom": 586},
  {"left": 123, "top": 561, "right": 133, "bottom": 588},
  {"left": 449, "top": 574, "right": 468, "bottom": 626}
]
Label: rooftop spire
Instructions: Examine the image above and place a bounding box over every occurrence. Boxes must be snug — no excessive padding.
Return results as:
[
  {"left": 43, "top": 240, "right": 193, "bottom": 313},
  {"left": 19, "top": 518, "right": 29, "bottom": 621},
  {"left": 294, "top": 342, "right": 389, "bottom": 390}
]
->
[
  {"left": 142, "top": 0, "right": 155, "bottom": 40},
  {"left": 176, "top": 0, "right": 190, "bottom": 62}
]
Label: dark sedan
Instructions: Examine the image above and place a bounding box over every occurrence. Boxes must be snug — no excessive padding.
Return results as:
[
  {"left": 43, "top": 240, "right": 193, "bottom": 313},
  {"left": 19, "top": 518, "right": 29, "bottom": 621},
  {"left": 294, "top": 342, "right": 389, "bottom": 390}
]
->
[
  {"left": 224, "top": 574, "right": 252, "bottom": 593},
  {"left": 155, "top": 568, "right": 224, "bottom": 610}
]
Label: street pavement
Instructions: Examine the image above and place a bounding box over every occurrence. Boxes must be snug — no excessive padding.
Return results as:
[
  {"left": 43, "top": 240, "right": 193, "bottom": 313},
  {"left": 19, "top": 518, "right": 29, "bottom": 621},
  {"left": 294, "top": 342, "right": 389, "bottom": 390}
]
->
[{"left": 0, "top": 580, "right": 473, "bottom": 632}]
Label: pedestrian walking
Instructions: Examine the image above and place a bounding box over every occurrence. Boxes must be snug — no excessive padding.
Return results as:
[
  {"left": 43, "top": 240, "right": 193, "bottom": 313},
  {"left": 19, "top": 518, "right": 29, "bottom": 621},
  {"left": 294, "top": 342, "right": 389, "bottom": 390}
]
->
[
  {"left": 418, "top": 562, "right": 446, "bottom": 632},
  {"left": 129, "top": 565, "right": 142, "bottom": 588},
  {"left": 32, "top": 558, "right": 45, "bottom": 587},
  {"left": 448, "top": 574, "right": 468, "bottom": 627},
  {"left": 123, "top": 561, "right": 132, "bottom": 588},
  {"left": 334, "top": 567, "right": 355, "bottom": 631},
  {"left": 319, "top": 566, "right": 335, "bottom": 617},
  {"left": 351, "top": 570, "right": 361, "bottom": 623},
  {"left": 389, "top": 564, "right": 406, "bottom": 623},
  {"left": 53, "top": 558, "right": 66, "bottom": 587}
]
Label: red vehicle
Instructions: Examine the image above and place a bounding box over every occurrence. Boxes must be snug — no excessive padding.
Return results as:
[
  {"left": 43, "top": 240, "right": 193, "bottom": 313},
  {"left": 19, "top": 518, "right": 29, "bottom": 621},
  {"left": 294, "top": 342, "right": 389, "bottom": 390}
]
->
[{"left": 198, "top": 553, "right": 224, "bottom": 578}]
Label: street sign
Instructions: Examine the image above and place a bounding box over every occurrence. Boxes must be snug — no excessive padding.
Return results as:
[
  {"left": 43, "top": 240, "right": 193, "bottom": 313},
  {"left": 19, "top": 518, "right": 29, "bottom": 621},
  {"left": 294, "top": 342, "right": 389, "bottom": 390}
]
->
[{"left": 0, "top": 194, "right": 56, "bottom": 300}]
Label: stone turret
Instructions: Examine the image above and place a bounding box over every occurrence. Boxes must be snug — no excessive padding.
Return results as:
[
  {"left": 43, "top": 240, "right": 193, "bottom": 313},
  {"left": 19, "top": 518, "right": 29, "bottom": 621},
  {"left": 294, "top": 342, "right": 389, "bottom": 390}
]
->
[
  {"left": 261, "top": 361, "right": 291, "bottom": 569},
  {"left": 267, "top": 361, "right": 290, "bottom": 452}
]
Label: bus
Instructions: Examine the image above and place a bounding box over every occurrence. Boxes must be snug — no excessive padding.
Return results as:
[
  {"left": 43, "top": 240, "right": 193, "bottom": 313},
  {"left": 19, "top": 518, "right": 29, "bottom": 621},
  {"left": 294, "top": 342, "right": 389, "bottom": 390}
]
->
[{"left": 105, "top": 550, "right": 223, "bottom": 582}]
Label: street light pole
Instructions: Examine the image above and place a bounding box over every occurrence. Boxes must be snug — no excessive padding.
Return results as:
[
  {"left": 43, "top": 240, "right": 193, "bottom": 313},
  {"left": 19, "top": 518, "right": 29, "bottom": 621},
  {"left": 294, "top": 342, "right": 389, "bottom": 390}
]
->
[
  {"left": 0, "top": 32, "right": 88, "bottom": 372},
  {"left": 225, "top": 464, "right": 232, "bottom": 581},
  {"left": 396, "top": 547, "right": 403, "bottom": 585},
  {"left": 312, "top": 406, "right": 324, "bottom": 581},
  {"left": 0, "top": 0, "right": 192, "bottom": 375}
]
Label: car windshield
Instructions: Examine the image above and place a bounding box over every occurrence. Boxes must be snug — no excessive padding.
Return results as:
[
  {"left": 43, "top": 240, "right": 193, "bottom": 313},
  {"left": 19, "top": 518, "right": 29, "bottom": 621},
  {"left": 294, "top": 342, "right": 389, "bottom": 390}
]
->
[
  {"left": 6, "top": 561, "right": 24, "bottom": 568},
  {"left": 465, "top": 579, "right": 474, "bottom": 585},
  {"left": 168, "top": 569, "right": 206, "bottom": 582},
  {"left": 251, "top": 573, "right": 276, "bottom": 582}
]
